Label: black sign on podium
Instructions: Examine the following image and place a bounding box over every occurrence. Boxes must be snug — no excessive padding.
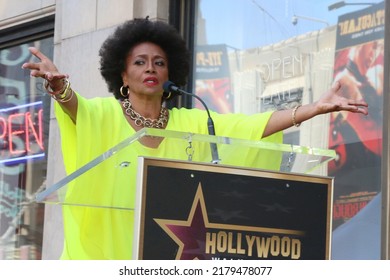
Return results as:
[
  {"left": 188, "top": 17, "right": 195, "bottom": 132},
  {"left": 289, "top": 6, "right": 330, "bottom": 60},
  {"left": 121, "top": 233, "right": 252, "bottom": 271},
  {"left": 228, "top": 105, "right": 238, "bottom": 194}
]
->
[
  {"left": 134, "top": 158, "right": 332, "bottom": 260},
  {"left": 35, "top": 128, "right": 335, "bottom": 260}
]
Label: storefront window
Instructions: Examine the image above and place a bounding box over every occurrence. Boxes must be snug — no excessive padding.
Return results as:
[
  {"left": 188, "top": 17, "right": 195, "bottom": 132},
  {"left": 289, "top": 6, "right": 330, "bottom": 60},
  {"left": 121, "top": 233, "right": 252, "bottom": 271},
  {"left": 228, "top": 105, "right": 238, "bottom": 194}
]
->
[
  {"left": 194, "top": 0, "right": 384, "bottom": 259},
  {"left": 0, "top": 37, "right": 53, "bottom": 259}
]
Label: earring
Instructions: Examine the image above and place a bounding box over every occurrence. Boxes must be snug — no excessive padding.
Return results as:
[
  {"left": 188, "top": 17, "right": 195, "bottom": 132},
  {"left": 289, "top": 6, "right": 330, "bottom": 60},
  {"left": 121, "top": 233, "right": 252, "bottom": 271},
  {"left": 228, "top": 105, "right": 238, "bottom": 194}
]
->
[
  {"left": 120, "top": 86, "right": 129, "bottom": 98},
  {"left": 163, "top": 91, "right": 172, "bottom": 100}
]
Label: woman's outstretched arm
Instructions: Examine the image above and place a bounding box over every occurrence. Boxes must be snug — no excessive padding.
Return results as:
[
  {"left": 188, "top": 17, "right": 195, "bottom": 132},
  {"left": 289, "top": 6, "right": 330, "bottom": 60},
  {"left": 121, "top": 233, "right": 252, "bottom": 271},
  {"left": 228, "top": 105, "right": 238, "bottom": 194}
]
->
[{"left": 262, "top": 81, "right": 368, "bottom": 138}]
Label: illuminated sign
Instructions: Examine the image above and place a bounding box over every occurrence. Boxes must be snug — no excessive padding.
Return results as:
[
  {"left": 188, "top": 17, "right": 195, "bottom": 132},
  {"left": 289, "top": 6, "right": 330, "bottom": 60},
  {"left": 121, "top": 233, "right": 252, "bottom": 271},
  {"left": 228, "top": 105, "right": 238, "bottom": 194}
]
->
[{"left": 0, "top": 101, "right": 45, "bottom": 165}]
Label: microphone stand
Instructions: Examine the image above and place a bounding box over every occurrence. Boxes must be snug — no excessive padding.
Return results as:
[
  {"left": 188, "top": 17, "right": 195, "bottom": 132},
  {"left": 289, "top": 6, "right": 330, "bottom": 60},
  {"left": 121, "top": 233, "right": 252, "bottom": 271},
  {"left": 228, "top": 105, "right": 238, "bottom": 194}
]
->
[{"left": 163, "top": 81, "right": 221, "bottom": 164}]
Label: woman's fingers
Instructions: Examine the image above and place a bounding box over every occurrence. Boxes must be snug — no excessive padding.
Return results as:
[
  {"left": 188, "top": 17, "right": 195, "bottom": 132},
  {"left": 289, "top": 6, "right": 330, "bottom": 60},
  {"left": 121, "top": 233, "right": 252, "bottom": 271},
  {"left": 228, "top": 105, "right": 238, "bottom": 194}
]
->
[
  {"left": 21, "top": 62, "right": 39, "bottom": 71},
  {"left": 336, "top": 98, "right": 368, "bottom": 115},
  {"left": 28, "top": 47, "right": 50, "bottom": 62},
  {"left": 22, "top": 47, "right": 66, "bottom": 80},
  {"left": 332, "top": 81, "right": 342, "bottom": 92},
  {"left": 348, "top": 98, "right": 368, "bottom": 107},
  {"left": 22, "top": 64, "right": 51, "bottom": 79}
]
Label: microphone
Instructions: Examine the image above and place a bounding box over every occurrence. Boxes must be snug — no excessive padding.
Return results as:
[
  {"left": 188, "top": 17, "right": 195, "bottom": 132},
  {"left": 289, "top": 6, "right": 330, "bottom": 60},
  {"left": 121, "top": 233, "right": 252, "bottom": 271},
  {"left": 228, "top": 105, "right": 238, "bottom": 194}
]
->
[{"left": 163, "top": 81, "right": 220, "bottom": 164}]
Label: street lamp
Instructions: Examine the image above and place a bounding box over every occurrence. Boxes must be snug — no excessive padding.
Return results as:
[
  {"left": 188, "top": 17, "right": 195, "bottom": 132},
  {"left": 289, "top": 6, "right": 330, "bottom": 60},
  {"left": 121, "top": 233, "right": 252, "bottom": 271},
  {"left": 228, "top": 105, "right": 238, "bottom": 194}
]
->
[
  {"left": 328, "top": 1, "right": 376, "bottom": 11},
  {"left": 291, "top": 14, "right": 329, "bottom": 26}
]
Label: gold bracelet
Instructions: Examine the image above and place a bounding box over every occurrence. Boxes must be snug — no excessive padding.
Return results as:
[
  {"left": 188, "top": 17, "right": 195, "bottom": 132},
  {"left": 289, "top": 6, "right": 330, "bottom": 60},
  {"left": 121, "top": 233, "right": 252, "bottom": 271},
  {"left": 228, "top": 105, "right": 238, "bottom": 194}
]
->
[
  {"left": 292, "top": 104, "right": 301, "bottom": 127},
  {"left": 44, "top": 78, "right": 69, "bottom": 96},
  {"left": 52, "top": 88, "right": 74, "bottom": 103},
  {"left": 46, "top": 78, "right": 73, "bottom": 103}
]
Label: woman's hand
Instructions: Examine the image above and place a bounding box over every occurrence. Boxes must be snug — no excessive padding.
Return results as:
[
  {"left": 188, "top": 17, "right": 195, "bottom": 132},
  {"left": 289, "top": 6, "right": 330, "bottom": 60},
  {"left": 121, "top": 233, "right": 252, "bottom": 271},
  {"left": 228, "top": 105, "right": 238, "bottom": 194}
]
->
[
  {"left": 23, "top": 47, "right": 78, "bottom": 122},
  {"left": 315, "top": 81, "right": 368, "bottom": 116},
  {"left": 22, "top": 47, "right": 68, "bottom": 92}
]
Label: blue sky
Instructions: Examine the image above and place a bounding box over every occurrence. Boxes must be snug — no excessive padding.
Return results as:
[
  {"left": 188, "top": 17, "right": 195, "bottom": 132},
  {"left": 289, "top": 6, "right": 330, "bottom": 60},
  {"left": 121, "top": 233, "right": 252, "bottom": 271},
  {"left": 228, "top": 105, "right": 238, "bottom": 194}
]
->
[{"left": 199, "top": 0, "right": 382, "bottom": 49}]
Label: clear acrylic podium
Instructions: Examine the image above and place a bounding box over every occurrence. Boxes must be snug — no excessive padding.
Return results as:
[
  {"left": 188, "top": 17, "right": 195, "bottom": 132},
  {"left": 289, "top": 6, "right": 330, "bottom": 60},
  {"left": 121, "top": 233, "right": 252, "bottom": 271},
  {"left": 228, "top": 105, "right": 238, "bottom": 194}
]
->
[
  {"left": 36, "top": 128, "right": 336, "bottom": 260},
  {"left": 36, "top": 128, "right": 335, "bottom": 209}
]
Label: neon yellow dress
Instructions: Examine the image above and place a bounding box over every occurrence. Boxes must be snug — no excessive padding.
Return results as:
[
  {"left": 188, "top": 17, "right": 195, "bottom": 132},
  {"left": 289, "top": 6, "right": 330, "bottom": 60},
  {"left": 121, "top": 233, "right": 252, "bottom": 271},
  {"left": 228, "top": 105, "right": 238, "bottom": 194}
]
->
[{"left": 55, "top": 93, "right": 282, "bottom": 259}]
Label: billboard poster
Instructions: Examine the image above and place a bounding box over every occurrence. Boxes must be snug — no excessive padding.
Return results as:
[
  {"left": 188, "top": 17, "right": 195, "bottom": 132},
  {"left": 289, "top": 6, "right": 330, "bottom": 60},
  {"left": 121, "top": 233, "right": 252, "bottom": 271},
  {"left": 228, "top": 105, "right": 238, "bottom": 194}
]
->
[
  {"left": 329, "top": 2, "right": 385, "bottom": 229},
  {"left": 195, "top": 44, "right": 233, "bottom": 113}
]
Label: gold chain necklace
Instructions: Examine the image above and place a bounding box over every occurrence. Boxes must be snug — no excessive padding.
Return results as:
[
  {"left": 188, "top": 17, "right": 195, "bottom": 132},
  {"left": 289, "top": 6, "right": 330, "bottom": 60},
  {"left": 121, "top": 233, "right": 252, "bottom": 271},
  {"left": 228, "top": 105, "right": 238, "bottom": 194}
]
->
[{"left": 121, "top": 99, "right": 169, "bottom": 129}]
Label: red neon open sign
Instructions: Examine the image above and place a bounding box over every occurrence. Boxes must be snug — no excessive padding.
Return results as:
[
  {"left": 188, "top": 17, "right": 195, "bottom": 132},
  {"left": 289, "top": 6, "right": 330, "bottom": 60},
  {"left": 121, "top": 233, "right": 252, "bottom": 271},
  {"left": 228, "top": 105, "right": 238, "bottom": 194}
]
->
[{"left": 0, "top": 101, "right": 45, "bottom": 164}]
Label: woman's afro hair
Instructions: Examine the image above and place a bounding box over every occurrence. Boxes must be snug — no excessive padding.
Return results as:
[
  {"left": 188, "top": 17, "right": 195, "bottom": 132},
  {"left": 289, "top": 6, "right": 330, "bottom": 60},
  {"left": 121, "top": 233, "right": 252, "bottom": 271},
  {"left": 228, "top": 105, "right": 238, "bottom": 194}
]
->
[{"left": 99, "top": 18, "right": 190, "bottom": 100}]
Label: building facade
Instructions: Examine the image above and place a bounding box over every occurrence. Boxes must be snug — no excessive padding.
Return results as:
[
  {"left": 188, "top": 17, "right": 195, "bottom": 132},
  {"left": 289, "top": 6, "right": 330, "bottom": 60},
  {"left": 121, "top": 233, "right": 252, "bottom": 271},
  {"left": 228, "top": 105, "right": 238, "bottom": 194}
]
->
[{"left": 0, "top": 0, "right": 388, "bottom": 259}]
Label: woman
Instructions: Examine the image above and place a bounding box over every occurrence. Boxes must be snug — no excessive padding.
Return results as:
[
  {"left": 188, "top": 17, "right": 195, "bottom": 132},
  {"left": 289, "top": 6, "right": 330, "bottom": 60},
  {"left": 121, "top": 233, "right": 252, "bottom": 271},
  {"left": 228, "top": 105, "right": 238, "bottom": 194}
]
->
[{"left": 22, "top": 18, "right": 368, "bottom": 260}]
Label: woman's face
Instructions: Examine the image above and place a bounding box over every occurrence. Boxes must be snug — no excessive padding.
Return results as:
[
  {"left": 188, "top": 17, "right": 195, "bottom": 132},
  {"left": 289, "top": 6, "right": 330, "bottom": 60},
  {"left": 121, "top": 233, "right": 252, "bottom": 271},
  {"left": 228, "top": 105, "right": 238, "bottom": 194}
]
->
[{"left": 122, "top": 42, "right": 169, "bottom": 98}]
